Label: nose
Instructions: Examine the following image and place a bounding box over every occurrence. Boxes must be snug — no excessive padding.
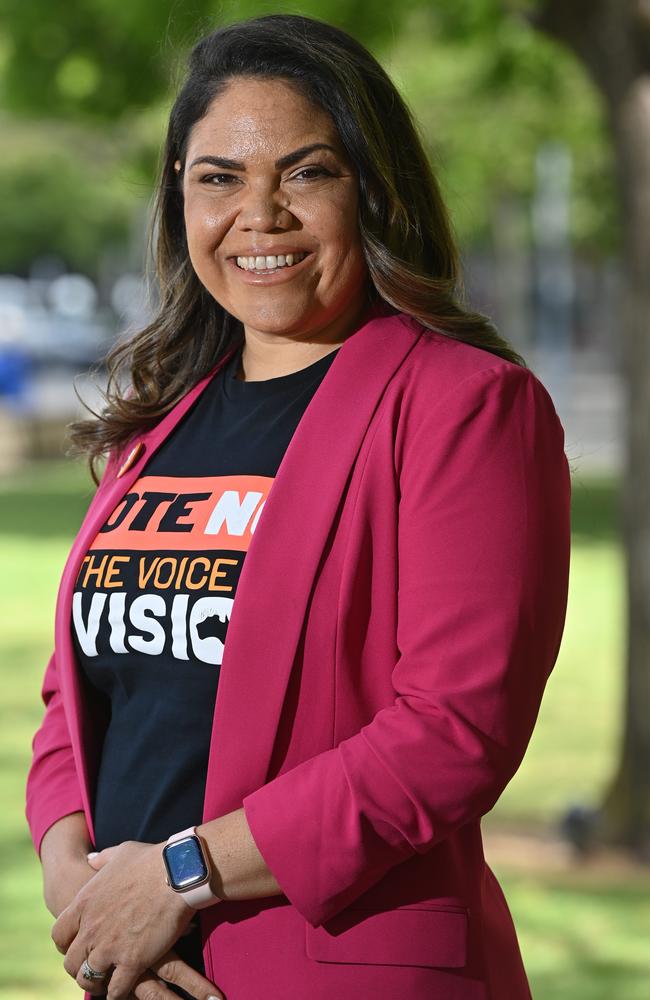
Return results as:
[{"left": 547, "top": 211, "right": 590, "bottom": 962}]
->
[{"left": 235, "top": 181, "right": 293, "bottom": 232}]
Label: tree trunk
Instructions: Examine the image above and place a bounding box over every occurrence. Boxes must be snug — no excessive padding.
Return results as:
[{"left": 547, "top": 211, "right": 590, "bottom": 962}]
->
[
  {"left": 531, "top": 0, "right": 650, "bottom": 858},
  {"left": 599, "top": 75, "right": 650, "bottom": 859}
]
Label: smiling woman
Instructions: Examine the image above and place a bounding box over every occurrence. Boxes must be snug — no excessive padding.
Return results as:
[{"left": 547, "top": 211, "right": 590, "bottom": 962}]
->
[
  {"left": 172, "top": 74, "right": 368, "bottom": 366},
  {"left": 25, "top": 12, "right": 570, "bottom": 1000},
  {"left": 63, "top": 11, "right": 523, "bottom": 472}
]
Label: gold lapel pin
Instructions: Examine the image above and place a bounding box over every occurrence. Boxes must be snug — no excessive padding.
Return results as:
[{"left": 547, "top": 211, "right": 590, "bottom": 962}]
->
[{"left": 116, "top": 441, "right": 145, "bottom": 478}]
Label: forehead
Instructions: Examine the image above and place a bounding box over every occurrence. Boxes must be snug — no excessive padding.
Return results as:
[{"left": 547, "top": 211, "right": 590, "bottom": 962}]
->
[{"left": 186, "top": 76, "right": 341, "bottom": 156}]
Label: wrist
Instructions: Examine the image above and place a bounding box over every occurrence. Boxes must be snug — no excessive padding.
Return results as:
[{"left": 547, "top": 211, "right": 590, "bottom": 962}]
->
[
  {"left": 43, "top": 855, "right": 95, "bottom": 918},
  {"left": 42, "top": 847, "right": 93, "bottom": 879},
  {"left": 162, "top": 826, "right": 223, "bottom": 910}
]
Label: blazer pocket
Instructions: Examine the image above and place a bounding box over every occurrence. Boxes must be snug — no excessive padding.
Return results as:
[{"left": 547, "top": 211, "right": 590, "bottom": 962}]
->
[{"left": 305, "top": 903, "right": 469, "bottom": 968}]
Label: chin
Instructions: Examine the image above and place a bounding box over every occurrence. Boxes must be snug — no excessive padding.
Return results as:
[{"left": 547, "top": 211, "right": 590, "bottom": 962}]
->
[{"left": 234, "top": 306, "right": 324, "bottom": 335}]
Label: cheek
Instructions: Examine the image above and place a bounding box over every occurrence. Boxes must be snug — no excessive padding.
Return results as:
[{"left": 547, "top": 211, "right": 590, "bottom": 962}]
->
[
  {"left": 313, "top": 192, "right": 362, "bottom": 255},
  {"left": 184, "top": 198, "right": 229, "bottom": 249},
  {"left": 303, "top": 206, "right": 363, "bottom": 261}
]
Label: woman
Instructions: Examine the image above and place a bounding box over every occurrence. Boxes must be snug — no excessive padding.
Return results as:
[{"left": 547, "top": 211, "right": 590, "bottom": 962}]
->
[{"left": 25, "top": 13, "right": 571, "bottom": 1000}]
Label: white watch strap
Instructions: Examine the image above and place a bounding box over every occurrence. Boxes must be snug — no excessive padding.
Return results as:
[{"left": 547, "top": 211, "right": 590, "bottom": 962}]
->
[
  {"left": 167, "top": 825, "right": 199, "bottom": 844},
  {"left": 165, "top": 826, "right": 222, "bottom": 909}
]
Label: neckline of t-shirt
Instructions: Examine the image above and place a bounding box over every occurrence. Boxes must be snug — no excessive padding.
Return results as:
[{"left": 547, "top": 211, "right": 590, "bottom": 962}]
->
[{"left": 222, "top": 343, "right": 342, "bottom": 400}]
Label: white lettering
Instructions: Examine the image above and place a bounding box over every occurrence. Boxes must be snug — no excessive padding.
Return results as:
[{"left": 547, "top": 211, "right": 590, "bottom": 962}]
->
[
  {"left": 204, "top": 490, "right": 264, "bottom": 536},
  {"left": 108, "top": 592, "right": 127, "bottom": 654},
  {"left": 72, "top": 591, "right": 107, "bottom": 657},
  {"left": 127, "top": 595, "right": 166, "bottom": 654},
  {"left": 170, "top": 594, "right": 189, "bottom": 660}
]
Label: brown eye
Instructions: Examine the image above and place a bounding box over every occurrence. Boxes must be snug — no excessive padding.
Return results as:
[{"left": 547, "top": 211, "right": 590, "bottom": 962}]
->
[
  {"left": 200, "top": 174, "right": 239, "bottom": 186},
  {"left": 292, "top": 167, "right": 332, "bottom": 181}
]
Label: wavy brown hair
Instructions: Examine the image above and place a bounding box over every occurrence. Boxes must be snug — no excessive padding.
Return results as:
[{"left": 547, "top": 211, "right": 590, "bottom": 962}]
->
[{"left": 70, "top": 12, "right": 526, "bottom": 484}]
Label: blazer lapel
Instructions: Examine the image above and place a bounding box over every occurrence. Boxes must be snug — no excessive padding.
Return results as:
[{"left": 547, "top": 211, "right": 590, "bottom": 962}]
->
[
  {"left": 54, "top": 346, "right": 239, "bottom": 838},
  {"left": 54, "top": 309, "right": 424, "bottom": 837},
  {"left": 201, "top": 311, "right": 423, "bottom": 818}
]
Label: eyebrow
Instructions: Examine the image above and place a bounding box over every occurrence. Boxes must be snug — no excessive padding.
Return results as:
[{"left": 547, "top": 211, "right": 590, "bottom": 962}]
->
[{"left": 188, "top": 142, "right": 339, "bottom": 172}]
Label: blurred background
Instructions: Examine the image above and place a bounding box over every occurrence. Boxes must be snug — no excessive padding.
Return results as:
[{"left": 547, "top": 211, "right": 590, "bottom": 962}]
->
[{"left": 1, "top": 1, "right": 649, "bottom": 997}]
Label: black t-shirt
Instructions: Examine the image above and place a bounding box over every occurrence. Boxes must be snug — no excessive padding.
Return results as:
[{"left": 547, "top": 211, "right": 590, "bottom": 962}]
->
[{"left": 71, "top": 342, "right": 340, "bottom": 989}]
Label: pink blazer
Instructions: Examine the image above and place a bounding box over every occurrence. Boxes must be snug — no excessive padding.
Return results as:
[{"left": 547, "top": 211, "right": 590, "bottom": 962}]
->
[{"left": 26, "top": 308, "right": 571, "bottom": 1000}]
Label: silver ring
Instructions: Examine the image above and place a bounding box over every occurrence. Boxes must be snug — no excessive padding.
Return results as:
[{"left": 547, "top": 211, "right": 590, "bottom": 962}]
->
[{"left": 81, "top": 959, "right": 107, "bottom": 981}]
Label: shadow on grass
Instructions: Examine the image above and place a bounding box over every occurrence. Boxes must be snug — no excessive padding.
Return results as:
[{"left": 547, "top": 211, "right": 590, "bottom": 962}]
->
[
  {"left": 2, "top": 459, "right": 623, "bottom": 543},
  {"left": 0, "top": 459, "right": 96, "bottom": 539},
  {"left": 532, "top": 964, "right": 649, "bottom": 1000},
  {"left": 570, "top": 474, "right": 621, "bottom": 543},
  {"left": 497, "top": 870, "right": 650, "bottom": 999}
]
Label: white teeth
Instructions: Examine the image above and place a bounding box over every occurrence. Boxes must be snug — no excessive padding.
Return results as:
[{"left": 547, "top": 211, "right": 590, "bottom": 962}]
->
[{"left": 235, "top": 252, "right": 307, "bottom": 272}]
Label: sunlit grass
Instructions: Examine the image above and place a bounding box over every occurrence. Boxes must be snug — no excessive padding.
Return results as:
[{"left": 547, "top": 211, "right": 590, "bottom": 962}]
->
[{"left": 1, "top": 463, "right": 648, "bottom": 998}]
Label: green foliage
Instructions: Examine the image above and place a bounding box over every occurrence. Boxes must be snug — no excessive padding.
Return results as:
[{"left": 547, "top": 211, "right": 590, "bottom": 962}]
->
[
  {"left": 379, "top": 4, "right": 619, "bottom": 252},
  {"left": 0, "top": 0, "right": 620, "bottom": 273},
  {"left": 0, "top": 117, "right": 145, "bottom": 275},
  {"left": 0, "top": 0, "right": 218, "bottom": 121}
]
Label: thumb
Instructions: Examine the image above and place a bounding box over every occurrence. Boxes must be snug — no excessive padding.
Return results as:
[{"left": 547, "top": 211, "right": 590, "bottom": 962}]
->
[{"left": 86, "top": 846, "right": 117, "bottom": 869}]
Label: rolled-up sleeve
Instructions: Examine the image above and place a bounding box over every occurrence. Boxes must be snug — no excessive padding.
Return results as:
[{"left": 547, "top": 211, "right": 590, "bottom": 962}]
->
[
  {"left": 243, "top": 364, "right": 571, "bottom": 927},
  {"left": 25, "top": 448, "right": 120, "bottom": 857},
  {"left": 25, "top": 650, "right": 86, "bottom": 857}
]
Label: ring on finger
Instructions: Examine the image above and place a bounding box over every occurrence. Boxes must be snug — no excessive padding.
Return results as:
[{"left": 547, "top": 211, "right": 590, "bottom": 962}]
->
[{"left": 81, "top": 958, "right": 108, "bottom": 982}]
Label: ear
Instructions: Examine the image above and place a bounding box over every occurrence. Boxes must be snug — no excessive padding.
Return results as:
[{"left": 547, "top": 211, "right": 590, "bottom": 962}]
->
[{"left": 174, "top": 159, "right": 182, "bottom": 174}]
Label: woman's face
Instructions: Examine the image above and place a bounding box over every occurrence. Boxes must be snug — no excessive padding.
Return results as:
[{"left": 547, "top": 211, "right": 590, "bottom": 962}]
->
[{"left": 175, "top": 76, "right": 369, "bottom": 344}]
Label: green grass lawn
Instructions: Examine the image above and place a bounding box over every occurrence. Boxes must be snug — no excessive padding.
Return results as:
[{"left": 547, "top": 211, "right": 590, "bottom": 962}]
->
[{"left": 1, "top": 460, "right": 648, "bottom": 999}]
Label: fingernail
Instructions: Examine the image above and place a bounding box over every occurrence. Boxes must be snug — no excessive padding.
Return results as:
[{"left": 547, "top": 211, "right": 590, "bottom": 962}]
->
[
  {"left": 208, "top": 995, "right": 222, "bottom": 1000},
  {"left": 87, "top": 852, "right": 99, "bottom": 859}
]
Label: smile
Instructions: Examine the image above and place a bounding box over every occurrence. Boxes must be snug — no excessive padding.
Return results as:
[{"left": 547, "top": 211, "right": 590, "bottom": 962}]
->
[
  {"left": 227, "top": 251, "right": 313, "bottom": 284},
  {"left": 235, "top": 251, "right": 310, "bottom": 273}
]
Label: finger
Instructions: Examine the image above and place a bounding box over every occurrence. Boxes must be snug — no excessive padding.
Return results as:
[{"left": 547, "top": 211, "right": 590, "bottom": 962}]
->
[
  {"left": 132, "top": 971, "right": 181, "bottom": 1000},
  {"left": 87, "top": 846, "right": 118, "bottom": 870},
  {"left": 51, "top": 903, "right": 81, "bottom": 954},
  {"left": 105, "top": 962, "right": 146, "bottom": 1000},
  {"left": 129, "top": 970, "right": 201, "bottom": 1000},
  {"left": 74, "top": 953, "right": 114, "bottom": 995},
  {"left": 62, "top": 937, "right": 87, "bottom": 978},
  {"left": 150, "top": 950, "right": 224, "bottom": 1000}
]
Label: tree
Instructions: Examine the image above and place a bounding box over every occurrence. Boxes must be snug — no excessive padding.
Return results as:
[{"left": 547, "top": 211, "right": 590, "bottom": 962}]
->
[
  {"left": 2, "top": 0, "right": 646, "bottom": 852},
  {"left": 0, "top": 0, "right": 216, "bottom": 120},
  {"left": 378, "top": 0, "right": 650, "bottom": 862},
  {"left": 524, "top": 0, "right": 650, "bottom": 858}
]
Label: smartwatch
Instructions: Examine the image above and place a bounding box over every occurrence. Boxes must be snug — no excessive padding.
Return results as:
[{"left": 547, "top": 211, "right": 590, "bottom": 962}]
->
[{"left": 162, "top": 826, "right": 222, "bottom": 909}]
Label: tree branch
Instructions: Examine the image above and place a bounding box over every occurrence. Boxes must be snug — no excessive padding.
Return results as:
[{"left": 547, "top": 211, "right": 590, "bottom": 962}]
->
[{"left": 521, "top": 0, "right": 648, "bottom": 104}]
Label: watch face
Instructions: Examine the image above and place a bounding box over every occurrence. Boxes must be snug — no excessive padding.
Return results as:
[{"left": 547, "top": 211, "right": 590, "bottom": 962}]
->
[{"left": 163, "top": 835, "right": 208, "bottom": 891}]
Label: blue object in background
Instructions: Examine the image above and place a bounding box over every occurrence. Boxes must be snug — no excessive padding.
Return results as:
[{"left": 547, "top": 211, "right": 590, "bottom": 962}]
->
[{"left": 0, "top": 345, "right": 31, "bottom": 412}]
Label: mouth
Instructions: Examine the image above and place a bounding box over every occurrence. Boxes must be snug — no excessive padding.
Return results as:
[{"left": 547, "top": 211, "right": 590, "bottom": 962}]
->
[{"left": 227, "top": 251, "right": 314, "bottom": 284}]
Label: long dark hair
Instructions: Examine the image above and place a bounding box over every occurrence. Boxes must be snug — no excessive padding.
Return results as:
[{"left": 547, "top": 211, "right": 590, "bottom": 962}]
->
[{"left": 70, "top": 12, "right": 525, "bottom": 483}]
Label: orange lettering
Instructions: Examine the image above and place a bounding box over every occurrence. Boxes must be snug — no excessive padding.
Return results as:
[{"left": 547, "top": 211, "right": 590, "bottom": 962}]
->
[
  {"left": 138, "top": 556, "right": 160, "bottom": 588},
  {"left": 186, "top": 557, "right": 210, "bottom": 589},
  {"left": 174, "top": 556, "right": 189, "bottom": 589},
  {"left": 208, "top": 557, "right": 237, "bottom": 592},
  {"left": 153, "top": 557, "right": 178, "bottom": 589},
  {"left": 105, "top": 555, "right": 129, "bottom": 588},
  {"left": 82, "top": 554, "right": 109, "bottom": 588}
]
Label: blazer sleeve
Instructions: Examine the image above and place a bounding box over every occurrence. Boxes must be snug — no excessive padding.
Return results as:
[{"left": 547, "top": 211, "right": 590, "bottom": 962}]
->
[
  {"left": 25, "top": 650, "right": 87, "bottom": 857},
  {"left": 25, "top": 448, "right": 120, "bottom": 858},
  {"left": 242, "top": 363, "right": 571, "bottom": 928}
]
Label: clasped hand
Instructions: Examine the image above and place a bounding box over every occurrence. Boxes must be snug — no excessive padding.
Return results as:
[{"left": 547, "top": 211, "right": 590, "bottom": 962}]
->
[{"left": 51, "top": 841, "right": 223, "bottom": 1000}]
